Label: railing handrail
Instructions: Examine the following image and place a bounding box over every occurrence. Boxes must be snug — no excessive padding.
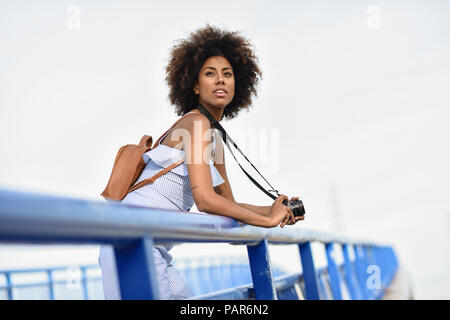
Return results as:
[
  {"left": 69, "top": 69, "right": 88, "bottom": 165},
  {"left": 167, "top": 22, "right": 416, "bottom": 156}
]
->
[
  {"left": 0, "top": 187, "right": 399, "bottom": 300},
  {"left": 0, "top": 187, "right": 385, "bottom": 247},
  {"left": 0, "top": 264, "right": 99, "bottom": 274}
]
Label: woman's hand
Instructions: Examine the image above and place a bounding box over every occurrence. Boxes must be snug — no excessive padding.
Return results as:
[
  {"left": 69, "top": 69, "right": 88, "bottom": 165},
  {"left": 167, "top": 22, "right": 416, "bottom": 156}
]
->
[
  {"left": 279, "top": 196, "right": 304, "bottom": 228},
  {"left": 267, "top": 195, "right": 292, "bottom": 227}
]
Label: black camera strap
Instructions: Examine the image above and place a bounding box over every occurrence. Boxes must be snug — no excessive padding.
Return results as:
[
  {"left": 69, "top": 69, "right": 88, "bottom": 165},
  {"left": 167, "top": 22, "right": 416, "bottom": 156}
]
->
[{"left": 195, "top": 104, "right": 280, "bottom": 201}]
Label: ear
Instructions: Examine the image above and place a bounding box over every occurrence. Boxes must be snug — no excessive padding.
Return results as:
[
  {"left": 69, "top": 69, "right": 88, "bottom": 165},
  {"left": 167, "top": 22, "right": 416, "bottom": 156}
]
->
[{"left": 193, "top": 82, "right": 199, "bottom": 95}]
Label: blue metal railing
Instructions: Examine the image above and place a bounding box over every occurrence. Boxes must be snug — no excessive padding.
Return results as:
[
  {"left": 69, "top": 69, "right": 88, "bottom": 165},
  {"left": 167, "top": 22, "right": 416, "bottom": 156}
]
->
[
  {"left": 0, "top": 187, "right": 399, "bottom": 300},
  {"left": 0, "top": 258, "right": 289, "bottom": 300},
  {"left": 0, "top": 265, "right": 103, "bottom": 300}
]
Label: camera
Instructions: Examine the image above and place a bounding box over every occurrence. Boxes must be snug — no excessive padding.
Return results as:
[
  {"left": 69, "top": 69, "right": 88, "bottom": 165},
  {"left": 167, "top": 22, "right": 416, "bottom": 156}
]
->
[{"left": 282, "top": 199, "right": 305, "bottom": 217}]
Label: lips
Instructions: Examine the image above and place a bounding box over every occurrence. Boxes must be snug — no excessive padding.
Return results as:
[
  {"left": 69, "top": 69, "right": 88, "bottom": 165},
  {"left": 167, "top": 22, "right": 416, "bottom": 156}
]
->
[{"left": 213, "top": 88, "right": 227, "bottom": 93}]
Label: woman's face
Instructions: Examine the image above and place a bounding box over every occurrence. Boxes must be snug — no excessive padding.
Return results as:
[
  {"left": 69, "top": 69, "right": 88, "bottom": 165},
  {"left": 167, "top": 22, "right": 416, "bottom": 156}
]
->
[{"left": 194, "top": 56, "right": 235, "bottom": 111}]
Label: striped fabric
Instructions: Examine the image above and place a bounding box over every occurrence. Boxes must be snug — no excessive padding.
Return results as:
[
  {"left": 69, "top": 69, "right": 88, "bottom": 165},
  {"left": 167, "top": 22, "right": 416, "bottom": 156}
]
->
[{"left": 99, "top": 119, "right": 225, "bottom": 300}]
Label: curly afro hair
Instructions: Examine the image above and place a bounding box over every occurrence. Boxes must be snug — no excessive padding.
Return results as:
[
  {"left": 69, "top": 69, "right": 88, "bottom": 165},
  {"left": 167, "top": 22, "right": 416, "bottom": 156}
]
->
[{"left": 165, "top": 24, "right": 263, "bottom": 120}]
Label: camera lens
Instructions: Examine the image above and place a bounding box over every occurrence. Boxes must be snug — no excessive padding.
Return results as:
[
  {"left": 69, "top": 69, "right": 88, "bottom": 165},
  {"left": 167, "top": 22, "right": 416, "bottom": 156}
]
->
[{"left": 283, "top": 199, "right": 305, "bottom": 217}]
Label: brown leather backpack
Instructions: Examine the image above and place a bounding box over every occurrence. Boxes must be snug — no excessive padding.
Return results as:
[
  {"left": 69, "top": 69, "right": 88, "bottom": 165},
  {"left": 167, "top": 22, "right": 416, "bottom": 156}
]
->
[{"left": 100, "top": 113, "right": 194, "bottom": 201}]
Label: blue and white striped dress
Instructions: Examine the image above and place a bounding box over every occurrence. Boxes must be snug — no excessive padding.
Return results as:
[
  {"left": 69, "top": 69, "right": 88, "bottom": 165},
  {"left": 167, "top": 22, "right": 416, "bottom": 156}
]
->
[{"left": 98, "top": 115, "right": 225, "bottom": 300}]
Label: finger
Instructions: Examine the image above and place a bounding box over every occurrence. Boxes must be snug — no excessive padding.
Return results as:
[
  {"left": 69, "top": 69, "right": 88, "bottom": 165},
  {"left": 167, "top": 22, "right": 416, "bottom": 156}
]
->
[
  {"left": 285, "top": 215, "right": 294, "bottom": 225},
  {"left": 290, "top": 197, "right": 299, "bottom": 201},
  {"left": 287, "top": 215, "right": 294, "bottom": 225},
  {"left": 287, "top": 208, "right": 295, "bottom": 223},
  {"left": 289, "top": 215, "right": 295, "bottom": 224},
  {"left": 289, "top": 215, "right": 298, "bottom": 224},
  {"left": 282, "top": 211, "right": 292, "bottom": 227},
  {"left": 289, "top": 216, "right": 304, "bottom": 224},
  {"left": 280, "top": 215, "right": 288, "bottom": 227}
]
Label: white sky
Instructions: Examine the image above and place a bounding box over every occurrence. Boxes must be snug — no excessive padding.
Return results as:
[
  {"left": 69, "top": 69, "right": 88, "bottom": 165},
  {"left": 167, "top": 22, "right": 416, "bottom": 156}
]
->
[{"left": 0, "top": 0, "right": 449, "bottom": 299}]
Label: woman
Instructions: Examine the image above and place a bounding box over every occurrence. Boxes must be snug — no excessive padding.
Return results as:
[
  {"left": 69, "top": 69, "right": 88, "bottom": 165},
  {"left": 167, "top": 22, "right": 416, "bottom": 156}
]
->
[{"left": 99, "top": 24, "right": 303, "bottom": 300}]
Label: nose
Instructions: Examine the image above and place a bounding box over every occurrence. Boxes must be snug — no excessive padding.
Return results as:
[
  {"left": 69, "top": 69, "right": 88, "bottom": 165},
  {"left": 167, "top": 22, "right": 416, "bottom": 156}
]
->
[{"left": 216, "top": 74, "right": 224, "bottom": 84}]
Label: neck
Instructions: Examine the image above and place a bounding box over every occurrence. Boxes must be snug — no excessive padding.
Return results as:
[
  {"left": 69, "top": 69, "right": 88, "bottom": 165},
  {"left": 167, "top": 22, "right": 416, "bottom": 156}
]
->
[{"left": 197, "top": 102, "right": 224, "bottom": 122}]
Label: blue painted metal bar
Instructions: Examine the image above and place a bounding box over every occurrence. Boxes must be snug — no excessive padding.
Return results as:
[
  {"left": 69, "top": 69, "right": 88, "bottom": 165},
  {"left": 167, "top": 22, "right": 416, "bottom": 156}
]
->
[
  {"left": 190, "top": 282, "right": 253, "bottom": 300},
  {"left": 318, "top": 273, "right": 330, "bottom": 299},
  {"left": 114, "top": 236, "right": 160, "bottom": 300},
  {"left": 370, "top": 246, "right": 385, "bottom": 299},
  {"left": 325, "top": 242, "right": 343, "bottom": 300},
  {"left": 46, "top": 270, "right": 55, "bottom": 300},
  {"left": 0, "top": 187, "right": 378, "bottom": 246},
  {"left": 0, "top": 187, "right": 400, "bottom": 300},
  {"left": 358, "top": 245, "right": 369, "bottom": 299},
  {"left": 5, "top": 272, "right": 13, "bottom": 300},
  {"left": 192, "top": 272, "right": 303, "bottom": 300},
  {"left": 371, "top": 246, "right": 384, "bottom": 299},
  {"left": 364, "top": 245, "right": 382, "bottom": 300},
  {"left": 0, "top": 265, "right": 101, "bottom": 300},
  {"left": 272, "top": 273, "right": 303, "bottom": 296},
  {"left": 363, "top": 245, "right": 381, "bottom": 299},
  {"left": 80, "top": 267, "right": 89, "bottom": 300},
  {"left": 247, "top": 239, "right": 277, "bottom": 300},
  {"left": 354, "top": 245, "right": 370, "bottom": 299},
  {"left": 372, "top": 246, "right": 386, "bottom": 296},
  {"left": 276, "top": 281, "right": 301, "bottom": 300},
  {"left": 298, "top": 242, "right": 321, "bottom": 300},
  {"left": 375, "top": 246, "right": 398, "bottom": 292},
  {"left": 0, "top": 265, "right": 100, "bottom": 274},
  {"left": 341, "top": 244, "right": 361, "bottom": 299},
  {"left": 0, "top": 279, "right": 102, "bottom": 290}
]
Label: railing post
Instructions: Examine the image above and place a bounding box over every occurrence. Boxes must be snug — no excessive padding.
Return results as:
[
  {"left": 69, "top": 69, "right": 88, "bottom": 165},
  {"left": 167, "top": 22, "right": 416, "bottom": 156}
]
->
[
  {"left": 298, "top": 241, "right": 320, "bottom": 300},
  {"left": 114, "top": 235, "right": 160, "bottom": 300},
  {"left": 363, "top": 245, "right": 381, "bottom": 299},
  {"left": 5, "top": 272, "right": 13, "bottom": 300},
  {"left": 341, "top": 244, "right": 361, "bottom": 299},
  {"left": 374, "top": 245, "right": 398, "bottom": 292},
  {"left": 354, "top": 245, "right": 369, "bottom": 299},
  {"left": 370, "top": 245, "right": 382, "bottom": 299},
  {"left": 325, "top": 242, "right": 343, "bottom": 300},
  {"left": 47, "top": 270, "right": 55, "bottom": 300},
  {"left": 246, "top": 239, "right": 277, "bottom": 300},
  {"left": 80, "top": 266, "right": 89, "bottom": 300},
  {"left": 317, "top": 273, "right": 330, "bottom": 299}
]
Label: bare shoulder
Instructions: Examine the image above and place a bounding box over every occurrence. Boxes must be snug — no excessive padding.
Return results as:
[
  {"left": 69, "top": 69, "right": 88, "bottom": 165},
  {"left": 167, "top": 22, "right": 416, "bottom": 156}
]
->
[
  {"left": 178, "top": 112, "right": 211, "bottom": 132},
  {"left": 159, "top": 113, "right": 210, "bottom": 149}
]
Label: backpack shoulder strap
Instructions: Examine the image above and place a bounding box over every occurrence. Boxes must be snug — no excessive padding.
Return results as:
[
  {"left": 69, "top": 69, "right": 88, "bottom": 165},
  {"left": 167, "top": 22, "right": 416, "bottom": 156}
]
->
[
  {"left": 139, "top": 135, "right": 153, "bottom": 148},
  {"left": 124, "top": 111, "right": 199, "bottom": 197},
  {"left": 127, "top": 158, "right": 184, "bottom": 194}
]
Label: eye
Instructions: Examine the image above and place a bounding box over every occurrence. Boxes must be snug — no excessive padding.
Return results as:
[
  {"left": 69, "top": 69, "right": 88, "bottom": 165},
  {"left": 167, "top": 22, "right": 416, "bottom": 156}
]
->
[
  {"left": 224, "top": 72, "right": 233, "bottom": 77},
  {"left": 205, "top": 71, "right": 214, "bottom": 76}
]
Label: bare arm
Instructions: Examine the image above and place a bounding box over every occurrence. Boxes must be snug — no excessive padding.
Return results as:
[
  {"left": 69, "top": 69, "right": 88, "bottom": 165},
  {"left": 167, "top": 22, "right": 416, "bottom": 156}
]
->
[
  {"left": 211, "top": 130, "right": 302, "bottom": 226},
  {"left": 182, "top": 114, "right": 287, "bottom": 228},
  {"left": 212, "top": 133, "right": 271, "bottom": 217},
  {"left": 235, "top": 203, "right": 271, "bottom": 216},
  {"left": 197, "top": 191, "right": 275, "bottom": 227}
]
